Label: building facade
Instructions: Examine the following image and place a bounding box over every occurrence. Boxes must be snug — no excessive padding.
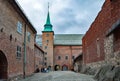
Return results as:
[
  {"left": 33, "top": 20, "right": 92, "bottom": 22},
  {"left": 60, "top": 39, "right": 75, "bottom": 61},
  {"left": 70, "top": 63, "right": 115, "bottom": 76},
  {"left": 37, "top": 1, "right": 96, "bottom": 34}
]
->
[
  {"left": 82, "top": 0, "right": 120, "bottom": 69},
  {"left": 42, "top": 10, "right": 54, "bottom": 70},
  {"left": 54, "top": 34, "right": 83, "bottom": 71},
  {"left": 0, "top": 0, "right": 36, "bottom": 80},
  {"left": 36, "top": 8, "right": 84, "bottom": 71},
  {"left": 34, "top": 43, "right": 44, "bottom": 72}
]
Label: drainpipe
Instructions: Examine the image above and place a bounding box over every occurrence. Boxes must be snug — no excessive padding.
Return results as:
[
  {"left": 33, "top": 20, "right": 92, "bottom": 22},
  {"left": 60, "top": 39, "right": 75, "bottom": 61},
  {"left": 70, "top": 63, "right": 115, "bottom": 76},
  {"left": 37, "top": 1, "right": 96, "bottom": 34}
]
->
[
  {"left": 70, "top": 46, "right": 72, "bottom": 70},
  {"left": 23, "top": 24, "right": 27, "bottom": 78}
]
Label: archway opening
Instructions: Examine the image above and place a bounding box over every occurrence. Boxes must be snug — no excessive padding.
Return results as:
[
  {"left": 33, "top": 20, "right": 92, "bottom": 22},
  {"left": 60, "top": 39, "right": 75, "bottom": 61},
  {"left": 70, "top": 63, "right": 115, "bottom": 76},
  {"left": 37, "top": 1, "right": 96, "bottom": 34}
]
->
[
  {"left": 0, "top": 51, "right": 8, "bottom": 79},
  {"left": 62, "top": 64, "right": 68, "bottom": 71},
  {"left": 54, "top": 65, "right": 60, "bottom": 71}
]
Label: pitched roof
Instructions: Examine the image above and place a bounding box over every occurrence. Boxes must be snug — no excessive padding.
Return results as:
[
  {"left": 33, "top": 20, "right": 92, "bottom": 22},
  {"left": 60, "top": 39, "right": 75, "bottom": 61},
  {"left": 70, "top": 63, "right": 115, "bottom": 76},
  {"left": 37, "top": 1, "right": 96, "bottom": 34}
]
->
[
  {"left": 54, "top": 34, "right": 84, "bottom": 45},
  {"left": 9, "top": 0, "right": 37, "bottom": 33}
]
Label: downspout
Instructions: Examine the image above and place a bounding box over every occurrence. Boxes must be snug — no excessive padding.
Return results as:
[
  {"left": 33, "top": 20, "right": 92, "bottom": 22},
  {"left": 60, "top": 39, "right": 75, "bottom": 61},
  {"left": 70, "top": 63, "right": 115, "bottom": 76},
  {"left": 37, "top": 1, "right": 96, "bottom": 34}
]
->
[
  {"left": 70, "top": 46, "right": 73, "bottom": 70},
  {"left": 23, "top": 24, "right": 27, "bottom": 78}
]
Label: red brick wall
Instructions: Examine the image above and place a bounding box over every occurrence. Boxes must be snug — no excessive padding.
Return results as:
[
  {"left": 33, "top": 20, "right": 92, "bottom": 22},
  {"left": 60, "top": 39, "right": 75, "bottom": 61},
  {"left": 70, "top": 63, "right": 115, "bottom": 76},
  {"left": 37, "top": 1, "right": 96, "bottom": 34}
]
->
[
  {"left": 82, "top": 0, "right": 120, "bottom": 64},
  {"left": 54, "top": 45, "right": 82, "bottom": 70},
  {"left": 0, "top": 0, "right": 36, "bottom": 79},
  {"left": 34, "top": 44, "right": 44, "bottom": 71},
  {"left": 42, "top": 32, "right": 54, "bottom": 69}
]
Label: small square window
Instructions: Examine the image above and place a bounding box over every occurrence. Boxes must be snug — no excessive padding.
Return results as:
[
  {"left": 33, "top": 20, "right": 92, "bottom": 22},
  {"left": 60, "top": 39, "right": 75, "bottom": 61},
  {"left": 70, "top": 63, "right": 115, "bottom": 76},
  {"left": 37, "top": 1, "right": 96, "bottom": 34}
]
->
[
  {"left": 17, "top": 21, "right": 22, "bottom": 34},
  {"left": 45, "top": 46, "right": 47, "bottom": 49},
  {"left": 46, "top": 34, "right": 49, "bottom": 37},
  {"left": 46, "top": 40, "right": 49, "bottom": 43},
  {"left": 45, "top": 57, "right": 47, "bottom": 60},
  {"left": 58, "top": 56, "right": 61, "bottom": 60},
  {"left": 45, "top": 52, "right": 47, "bottom": 55},
  {"left": 65, "top": 56, "right": 68, "bottom": 60}
]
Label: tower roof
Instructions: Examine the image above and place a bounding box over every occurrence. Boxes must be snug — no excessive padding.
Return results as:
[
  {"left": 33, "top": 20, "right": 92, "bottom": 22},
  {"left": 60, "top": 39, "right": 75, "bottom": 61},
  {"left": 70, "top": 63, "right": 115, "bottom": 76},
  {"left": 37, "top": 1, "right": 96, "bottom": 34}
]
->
[
  {"left": 54, "top": 34, "right": 84, "bottom": 45},
  {"left": 46, "top": 12, "right": 51, "bottom": 25},
  {"left": 43, "top": 4, "right": 53, "bottom": 32}
]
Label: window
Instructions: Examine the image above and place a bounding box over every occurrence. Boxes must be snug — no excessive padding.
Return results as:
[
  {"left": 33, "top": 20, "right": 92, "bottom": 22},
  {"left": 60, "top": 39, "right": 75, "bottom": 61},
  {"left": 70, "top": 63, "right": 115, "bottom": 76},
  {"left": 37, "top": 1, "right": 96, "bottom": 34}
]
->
[
  {"left": 45, "top": 57, "right": 47, "bottom": 60},
  {"left": 17, "top": 21, "right": 22, "bottom": 34},
  {"left": 45, "top": 46, "right": 47, "bottom": 49},
  {"left": 44, "top": 62, "right": 47, "bottom": 66},
  {"left": 46, "top": 40, "right": 49, "bottom": 43},
  {"left": 45, "top": 52, "right": 47, "bottom": 55},
  {"left": 65, "top": 56, "right": 68, "bottom": 60},
  {"left": 27, "top": 32, "right": 31, "bottom": 42},
  {"left": 46, "top": 34, "right": 49, "bottom": 37},
  {"left": 16, "top": 46, "right": 21, "bottom": 59},
  {"left": 58, "top": 56, "right": 61, "bottom": 60},
  {"left": 72, "top": 56, "right": 75, "bottom": 59}
]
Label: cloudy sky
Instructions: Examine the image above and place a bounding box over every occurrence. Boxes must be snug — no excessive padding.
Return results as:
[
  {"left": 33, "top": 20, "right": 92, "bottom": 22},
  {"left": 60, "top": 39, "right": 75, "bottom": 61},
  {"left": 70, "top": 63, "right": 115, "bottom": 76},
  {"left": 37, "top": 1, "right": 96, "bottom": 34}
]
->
[{"left": 16, "top": 0, "right": 105, "bottom": 34}]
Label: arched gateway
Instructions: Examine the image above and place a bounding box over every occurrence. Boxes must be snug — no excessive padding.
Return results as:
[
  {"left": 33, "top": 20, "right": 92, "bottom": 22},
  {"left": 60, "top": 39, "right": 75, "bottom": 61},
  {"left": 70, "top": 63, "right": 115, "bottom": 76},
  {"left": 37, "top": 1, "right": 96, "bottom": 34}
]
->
[
  {"left": 0, "top": 51, "right": 8, "bottom": 79},
  {"left": 54, "top": 65, "right": 60, "bottom": 71},
  {"left": 62, "top": 64, "right": 68, "bottom": 71}
]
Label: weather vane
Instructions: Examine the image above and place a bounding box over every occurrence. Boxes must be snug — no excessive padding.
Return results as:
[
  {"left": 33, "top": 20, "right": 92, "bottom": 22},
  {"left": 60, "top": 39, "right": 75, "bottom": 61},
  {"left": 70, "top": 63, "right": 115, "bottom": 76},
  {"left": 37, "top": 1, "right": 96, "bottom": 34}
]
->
[{"left": 48, "top": 2, "right": 49, "bottom": 11}]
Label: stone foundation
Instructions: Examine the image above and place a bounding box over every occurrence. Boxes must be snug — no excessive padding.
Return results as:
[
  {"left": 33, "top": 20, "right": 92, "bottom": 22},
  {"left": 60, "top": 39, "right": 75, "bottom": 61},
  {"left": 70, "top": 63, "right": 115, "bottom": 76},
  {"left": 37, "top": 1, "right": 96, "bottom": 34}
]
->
[
  {"left": 83, "top": 34, "right": 120, "bottom": 75},
  {"left": 8, "top": 74, "right": 23, "bottom": 81}
]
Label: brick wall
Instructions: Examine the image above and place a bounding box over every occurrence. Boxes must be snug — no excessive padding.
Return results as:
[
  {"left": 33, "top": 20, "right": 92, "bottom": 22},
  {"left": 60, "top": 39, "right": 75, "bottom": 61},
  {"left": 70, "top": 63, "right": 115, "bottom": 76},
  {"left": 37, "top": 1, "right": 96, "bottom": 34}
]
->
[
  {"left": 42, "top": 32, "right": 54, "bottom": 69},
  {"left": 0, "top": 0, "right": 36, "bottom": 79},
  {"left": 54, "top": 45, "right": 82, "bottom": 70},
  {"left": 82, "top": 0, "right": 120, "bottom": 67},
  {"left": 34, "top": 44, "right": 44, "bottom": 71}
]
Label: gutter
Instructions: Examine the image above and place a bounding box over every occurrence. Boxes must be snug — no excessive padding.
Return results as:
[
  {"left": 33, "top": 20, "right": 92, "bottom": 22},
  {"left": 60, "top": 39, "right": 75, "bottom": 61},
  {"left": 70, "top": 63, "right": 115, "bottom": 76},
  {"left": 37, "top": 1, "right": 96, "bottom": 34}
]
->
[{"left": 23, "top": 24, "right": 27, "bottom": 78}]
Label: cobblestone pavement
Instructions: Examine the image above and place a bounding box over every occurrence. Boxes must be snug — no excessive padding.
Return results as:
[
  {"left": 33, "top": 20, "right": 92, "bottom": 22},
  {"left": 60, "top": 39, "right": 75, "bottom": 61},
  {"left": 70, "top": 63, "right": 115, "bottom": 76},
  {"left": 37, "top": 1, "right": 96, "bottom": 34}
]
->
[{"left": 18, "top": 71, "right": 95, "bottom": 81}]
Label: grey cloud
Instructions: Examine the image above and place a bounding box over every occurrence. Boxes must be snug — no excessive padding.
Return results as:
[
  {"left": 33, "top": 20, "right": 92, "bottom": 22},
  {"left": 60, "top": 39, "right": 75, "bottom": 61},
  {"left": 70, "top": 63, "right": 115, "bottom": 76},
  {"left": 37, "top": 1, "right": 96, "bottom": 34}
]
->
[{"left": 17, "top": 0, "right": 105, "bottom": 34}]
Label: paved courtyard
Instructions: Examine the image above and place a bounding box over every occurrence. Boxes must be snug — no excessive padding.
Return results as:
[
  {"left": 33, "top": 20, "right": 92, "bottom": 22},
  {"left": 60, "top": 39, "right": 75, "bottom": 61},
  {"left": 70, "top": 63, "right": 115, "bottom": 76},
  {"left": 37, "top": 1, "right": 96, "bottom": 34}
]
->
[{"left": 19, "top": 71, "right": 95, "bottom": 81}]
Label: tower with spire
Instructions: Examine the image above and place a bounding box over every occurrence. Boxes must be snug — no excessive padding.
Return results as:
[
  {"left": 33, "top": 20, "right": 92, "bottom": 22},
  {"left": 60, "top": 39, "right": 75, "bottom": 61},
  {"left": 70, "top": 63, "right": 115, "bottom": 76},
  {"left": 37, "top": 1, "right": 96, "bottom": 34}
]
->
[
  {"left": 42, "top": 3, "right": 54, "bottom": 70},
  {"left": 43, "top": 3, "right": 53, "bottom": 32}
]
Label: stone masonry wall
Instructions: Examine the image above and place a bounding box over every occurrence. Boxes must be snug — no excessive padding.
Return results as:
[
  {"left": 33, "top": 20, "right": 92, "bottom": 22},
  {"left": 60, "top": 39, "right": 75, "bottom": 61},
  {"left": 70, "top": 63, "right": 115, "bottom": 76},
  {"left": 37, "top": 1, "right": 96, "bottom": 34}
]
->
[{"left": 82, "top": 0, "right": 120, "bottom": 76}]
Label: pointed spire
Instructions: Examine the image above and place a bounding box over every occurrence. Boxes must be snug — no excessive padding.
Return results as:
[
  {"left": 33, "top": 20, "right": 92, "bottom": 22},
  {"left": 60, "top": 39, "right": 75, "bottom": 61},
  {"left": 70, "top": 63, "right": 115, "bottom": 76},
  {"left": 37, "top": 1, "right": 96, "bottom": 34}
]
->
[
  {"left": 43, "top": 2, "right": 53, "bottom": 32},
  {"left": 46, "top": 10, "right": 51, "bottom": 24}
]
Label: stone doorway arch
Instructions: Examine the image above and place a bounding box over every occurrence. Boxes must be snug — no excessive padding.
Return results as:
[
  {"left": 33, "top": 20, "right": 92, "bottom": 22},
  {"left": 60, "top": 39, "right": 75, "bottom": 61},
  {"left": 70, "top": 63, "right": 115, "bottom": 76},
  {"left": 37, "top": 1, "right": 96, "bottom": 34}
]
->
[
  {"left": 54, "top": 65, "right": 60, "bottom": 71},
  {"left": 0, "top": 50, "right": 8, "bottom": 79},
  {"left": 62, "top": 64, "right": 68, "bottom": 71}
]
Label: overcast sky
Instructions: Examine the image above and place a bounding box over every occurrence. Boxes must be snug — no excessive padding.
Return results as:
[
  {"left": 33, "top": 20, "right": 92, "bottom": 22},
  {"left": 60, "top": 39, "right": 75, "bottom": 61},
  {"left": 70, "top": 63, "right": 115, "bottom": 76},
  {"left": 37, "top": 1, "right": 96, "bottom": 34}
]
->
[{"left": 16, "top": 0, "right": 105, "bottom": 34}]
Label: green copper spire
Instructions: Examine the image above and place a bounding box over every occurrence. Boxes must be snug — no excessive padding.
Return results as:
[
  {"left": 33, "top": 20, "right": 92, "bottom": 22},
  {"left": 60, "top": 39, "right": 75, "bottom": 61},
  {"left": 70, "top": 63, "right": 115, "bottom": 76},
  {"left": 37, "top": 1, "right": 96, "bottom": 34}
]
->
[
  {"left": 43, "top": 3, "right": 53, "bottom": 32},
  {"left": 46, "top": 12, "right": 51, "bottom": 24}
]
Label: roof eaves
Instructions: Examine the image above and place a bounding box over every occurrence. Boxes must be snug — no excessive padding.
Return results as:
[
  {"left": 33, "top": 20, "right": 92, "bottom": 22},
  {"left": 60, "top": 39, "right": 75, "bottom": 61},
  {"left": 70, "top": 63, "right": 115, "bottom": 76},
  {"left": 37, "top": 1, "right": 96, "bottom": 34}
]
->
[{"left": 9, "top": 0, "right": 37, "bottom": 33}]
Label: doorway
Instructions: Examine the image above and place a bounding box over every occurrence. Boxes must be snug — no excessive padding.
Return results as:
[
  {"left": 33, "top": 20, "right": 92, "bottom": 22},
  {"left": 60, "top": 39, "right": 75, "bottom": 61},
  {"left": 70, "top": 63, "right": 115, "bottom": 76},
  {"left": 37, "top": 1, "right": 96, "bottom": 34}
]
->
[
  {"left": 0, "top": 51, "right": 8, "bottom": 79},
  {"left": 62, "top": 65, "right": 68, "bottom": 71},
  {"left": 54, "top": 65, "right": 60, "bottom": 71}
]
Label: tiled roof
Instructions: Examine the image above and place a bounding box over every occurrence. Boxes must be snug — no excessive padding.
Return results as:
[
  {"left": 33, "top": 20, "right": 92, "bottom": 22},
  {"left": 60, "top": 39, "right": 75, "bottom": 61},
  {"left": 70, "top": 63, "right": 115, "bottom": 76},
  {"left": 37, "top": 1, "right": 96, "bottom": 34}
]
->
[{"left": 54, "top": 34, "right": 84, "bottom": 45}]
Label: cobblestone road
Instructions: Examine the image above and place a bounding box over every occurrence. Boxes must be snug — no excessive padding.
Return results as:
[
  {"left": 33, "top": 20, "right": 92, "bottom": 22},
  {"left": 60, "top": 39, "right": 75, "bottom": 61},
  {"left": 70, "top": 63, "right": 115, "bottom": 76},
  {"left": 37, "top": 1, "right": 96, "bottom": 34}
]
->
[{"left": 19, "top": 71, "right": 95, "bottom": 81}]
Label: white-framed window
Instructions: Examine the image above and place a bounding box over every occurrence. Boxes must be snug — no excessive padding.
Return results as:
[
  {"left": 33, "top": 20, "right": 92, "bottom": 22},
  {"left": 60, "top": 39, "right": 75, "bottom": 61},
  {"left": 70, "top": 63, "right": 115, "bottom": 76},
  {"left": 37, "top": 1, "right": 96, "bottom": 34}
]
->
[
  {"left": 17, "top": 21, "right": 22, "bottom": 34},
  {"left": 27, "top": 32, "right": 31, "bottom": 42},
  {"left": 16, "top": 45, "right": 21, "bottom": 59}
]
